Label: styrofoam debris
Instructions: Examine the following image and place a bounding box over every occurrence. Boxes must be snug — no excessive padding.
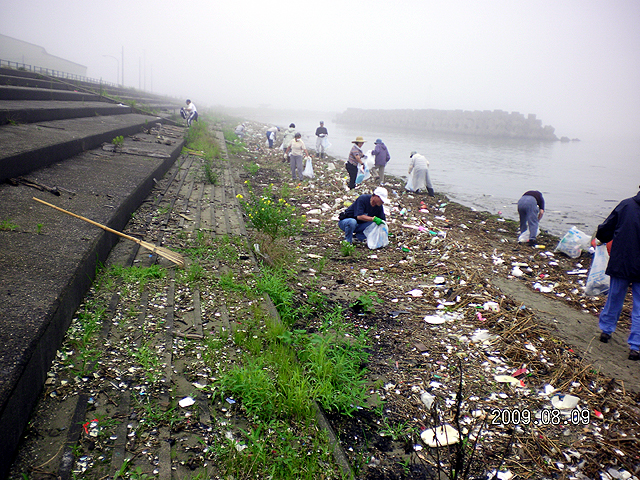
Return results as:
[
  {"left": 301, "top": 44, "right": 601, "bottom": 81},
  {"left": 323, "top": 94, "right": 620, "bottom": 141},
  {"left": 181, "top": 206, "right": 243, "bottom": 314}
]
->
[
  {"left": 420, "top": 424, "right": 460, "bottom": 447},
  {"left": 483, "top": 302, "right": 500, "bottom": 312},
  {"left": 486, "top": 470, "right": 514, "bottom": 480},
  {"left": 551, "top": 394, "right": 580, "bottom": 410},
  {"left": 420, "top": 392, "right": 435, "bottom": 409},
  {"left": 471, "top": 329, "right": 497, "bottom": 343},
  {"left": 424, "top": 315, "right": 446, "bottom": 324},
  {"left": 494, "top": 375, "right": 522, "bottom": 386},
  {"left": 406, "top": 289, "right": 423, "bottom": 297}
]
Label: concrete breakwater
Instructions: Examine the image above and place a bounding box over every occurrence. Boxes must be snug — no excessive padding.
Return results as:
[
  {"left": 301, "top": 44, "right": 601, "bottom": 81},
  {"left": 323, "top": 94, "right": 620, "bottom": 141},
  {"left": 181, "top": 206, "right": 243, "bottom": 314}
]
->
[{"left": 335, "top": 107, "right": 558, "bottom": 140}]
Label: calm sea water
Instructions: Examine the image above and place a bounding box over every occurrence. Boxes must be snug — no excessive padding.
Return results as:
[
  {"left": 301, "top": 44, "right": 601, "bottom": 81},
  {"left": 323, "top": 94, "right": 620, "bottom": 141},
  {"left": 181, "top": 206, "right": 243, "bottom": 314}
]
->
[{"left": 245, "top": 111, "right": 640, "bottom": 238}]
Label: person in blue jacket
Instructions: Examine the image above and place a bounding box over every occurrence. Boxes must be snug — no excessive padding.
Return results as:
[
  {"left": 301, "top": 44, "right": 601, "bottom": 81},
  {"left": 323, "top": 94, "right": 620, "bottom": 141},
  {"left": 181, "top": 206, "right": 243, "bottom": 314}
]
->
[
  {"left": 596, "top": 187, "right": 640, "bottom": 361},
  {"left": 338, "top": 187, "right": 388, "bottom": 243},
  {"left": 371, "top": 139, "right": 390, "bottom": 184}
]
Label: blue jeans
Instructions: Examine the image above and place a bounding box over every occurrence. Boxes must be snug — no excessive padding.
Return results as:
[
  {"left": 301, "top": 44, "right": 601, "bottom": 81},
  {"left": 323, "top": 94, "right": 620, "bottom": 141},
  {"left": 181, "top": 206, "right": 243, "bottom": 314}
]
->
[
  {"left": 599, "top": 276, "right": 640, "bottom": 351},
  {"left": 339, "top": 218, "right": 372, "bottom": 243},
  {"left": 518, "top": 195, "right": 539, "bottom": 240}
]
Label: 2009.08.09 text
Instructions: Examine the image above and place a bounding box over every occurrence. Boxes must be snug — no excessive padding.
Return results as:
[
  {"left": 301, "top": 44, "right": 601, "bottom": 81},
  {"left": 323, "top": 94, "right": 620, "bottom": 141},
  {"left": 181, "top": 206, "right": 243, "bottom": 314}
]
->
[{"left": 490, "top": 408, "right": 591, "bottom": 426}]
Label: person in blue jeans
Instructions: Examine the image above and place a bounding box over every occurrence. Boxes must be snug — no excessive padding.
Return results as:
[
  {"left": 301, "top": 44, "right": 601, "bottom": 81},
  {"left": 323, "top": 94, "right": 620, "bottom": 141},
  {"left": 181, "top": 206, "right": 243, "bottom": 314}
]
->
[
  {"left": 338, "top": 187, "right": 388, "bottom": 243},
  {"left": 517, "top": 190, "right": 545, "bottom": 246},
  {"left": 596, "top": 187, "right": 640, "bottom": 361}
]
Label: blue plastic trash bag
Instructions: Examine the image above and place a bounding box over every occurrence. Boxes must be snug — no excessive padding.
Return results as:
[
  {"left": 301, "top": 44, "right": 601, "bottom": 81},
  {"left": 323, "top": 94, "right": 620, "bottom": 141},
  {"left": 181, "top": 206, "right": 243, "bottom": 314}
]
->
[{"left": 355, "top": 164, "right": 370, "bottom": 185}]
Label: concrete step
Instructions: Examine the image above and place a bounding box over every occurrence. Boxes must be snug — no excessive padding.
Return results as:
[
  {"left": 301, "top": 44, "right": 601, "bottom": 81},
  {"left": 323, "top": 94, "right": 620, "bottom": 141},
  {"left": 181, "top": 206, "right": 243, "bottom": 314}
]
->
[
  {"left": 0, "top": 126, "right": 185, "bottom": 477},
  {"left": 0, "top": 73, "right": 79, "bottom": 91},
  {"left": 0, "top": 113, "right": 164, "bottom": 182},
  {"left": 0, "top": 85, "right": 102, "bottom": 102},
  {"left": 0, "top": 99, "right": 132, "bottom": 125}
]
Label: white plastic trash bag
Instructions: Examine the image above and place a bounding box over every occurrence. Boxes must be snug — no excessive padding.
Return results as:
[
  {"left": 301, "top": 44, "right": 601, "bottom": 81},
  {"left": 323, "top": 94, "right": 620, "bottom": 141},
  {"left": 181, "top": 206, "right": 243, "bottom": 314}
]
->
[
  {"left": 364, "top": 150, "right": 375, "bottom": 170},
  {"left": 585, "top": 244, "right": 610, "bottom": 296},
  {"left": 518, "top": 229, "right": 530, "bottom": 243},
  {"left": 303, "top": 156, "right": 314, "bottom": 178},
  {"left": 555, "top": 226, "right": 591, "bottom": 258},
  {"left": 355, "top": 164, "right": 370, "bottom": 185},
  {"left": 364, "top": 221, "right": 389, "bottom": 249}
]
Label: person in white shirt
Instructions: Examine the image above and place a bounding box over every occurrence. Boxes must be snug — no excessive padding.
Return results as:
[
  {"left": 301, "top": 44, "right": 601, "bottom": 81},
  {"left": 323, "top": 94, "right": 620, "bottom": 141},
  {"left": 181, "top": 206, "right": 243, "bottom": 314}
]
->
[
  {"left": 405, "top": 151, "right": 435, "bottom": 196},
  {"left": 181, "top": 99, "right": 198, "bottom": 126},
  {"left": 285, "top": 133, "right": 310, "bottom": 181}
]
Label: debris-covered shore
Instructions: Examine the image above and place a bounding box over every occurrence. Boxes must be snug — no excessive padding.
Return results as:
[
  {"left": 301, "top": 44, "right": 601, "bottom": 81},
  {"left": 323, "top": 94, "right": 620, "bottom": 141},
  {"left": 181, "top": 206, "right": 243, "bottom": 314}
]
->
[
  {"left": 9, "top": 117, "right": 639, "bottom": 480},
  {"left": 235, "top": 119, "right": 640, "bottom": 479}
]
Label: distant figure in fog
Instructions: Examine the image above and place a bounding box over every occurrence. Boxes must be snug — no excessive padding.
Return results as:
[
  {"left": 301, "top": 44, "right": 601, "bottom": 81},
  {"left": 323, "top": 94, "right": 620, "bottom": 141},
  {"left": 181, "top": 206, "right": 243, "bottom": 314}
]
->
[
  {"left": 281, "top": 123, "right": 297, "bottom": 161},
  {"left": 266, "top": 126, "right": 279, "bottom": 148},
  {"left": 180, "top": 99, "right": 198, "bottom": 126},
  {"left": 285, "top": 132, "right": 309, "bottom": 182},
  {"left": 315, "top": 121, "right": 329, "bottom": 159},
  {"left": 517, "top": 190, "right": 545, "bottom": 246},
  {"left": 405, "top": 151, "right": 434, "bottom": 196},
  {"left": 371, "top": 139, "right": 390, "bottom": 184},
  {"left": 596, "top": 186, "right": 640, "bottom": 361},
  {"left": 235, "top": 123, "right": 246, "bottom": 138}
]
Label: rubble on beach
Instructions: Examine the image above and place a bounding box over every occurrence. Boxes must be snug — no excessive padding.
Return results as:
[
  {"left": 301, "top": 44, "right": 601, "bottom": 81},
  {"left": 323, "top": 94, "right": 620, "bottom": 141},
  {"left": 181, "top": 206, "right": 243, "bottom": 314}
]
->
[
  {"left": 10, "top": 118, "right": 638, "bottom": 480},
  {"left": 235, "top": 120, "right": 640, "bottom": 479}
]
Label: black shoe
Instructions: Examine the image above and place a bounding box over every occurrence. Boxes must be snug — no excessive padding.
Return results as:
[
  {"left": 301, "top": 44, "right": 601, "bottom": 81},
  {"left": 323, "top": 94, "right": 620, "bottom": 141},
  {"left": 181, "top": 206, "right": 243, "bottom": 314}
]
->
[
  {"left": 600, "top": 332, "right": 611, "bottom": 343},
  {"left": 528, "top": 239, "right": 538, "bottom": 247},
  {"left": 629, "top": 350, "right": 640, "bottom": 361},
  {"left": 427, "top": 187, "right": 435, "bottom": 197}
]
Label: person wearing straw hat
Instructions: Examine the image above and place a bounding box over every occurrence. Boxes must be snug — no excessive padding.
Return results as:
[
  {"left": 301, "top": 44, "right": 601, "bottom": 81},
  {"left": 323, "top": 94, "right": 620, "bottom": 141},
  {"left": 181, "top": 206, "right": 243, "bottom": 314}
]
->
[
  {"left": 338, "top": 187, "right": 388, "bottom": 244},
  {"left": 346, "top": 136, "right": 366, "bottom": 189}
]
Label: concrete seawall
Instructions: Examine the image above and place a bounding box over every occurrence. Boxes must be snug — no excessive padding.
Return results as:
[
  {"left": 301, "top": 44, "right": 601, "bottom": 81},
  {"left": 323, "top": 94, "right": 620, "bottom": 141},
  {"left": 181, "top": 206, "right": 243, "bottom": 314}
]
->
[{"left": 335, "top": 107, "right": 558, "bottom": 140}]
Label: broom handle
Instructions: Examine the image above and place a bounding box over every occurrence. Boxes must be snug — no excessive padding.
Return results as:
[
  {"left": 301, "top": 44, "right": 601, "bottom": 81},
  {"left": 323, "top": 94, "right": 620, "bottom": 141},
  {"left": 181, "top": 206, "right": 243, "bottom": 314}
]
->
[{"left": 33, "top": 197, "right": 143, "bottom": 245}]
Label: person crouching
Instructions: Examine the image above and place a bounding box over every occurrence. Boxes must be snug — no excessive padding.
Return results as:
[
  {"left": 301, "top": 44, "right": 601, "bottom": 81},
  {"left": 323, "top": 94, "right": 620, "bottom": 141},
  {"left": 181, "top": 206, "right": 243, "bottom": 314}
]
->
[{"left": 338, "top": 187, "right": 388, "bottom": 243}]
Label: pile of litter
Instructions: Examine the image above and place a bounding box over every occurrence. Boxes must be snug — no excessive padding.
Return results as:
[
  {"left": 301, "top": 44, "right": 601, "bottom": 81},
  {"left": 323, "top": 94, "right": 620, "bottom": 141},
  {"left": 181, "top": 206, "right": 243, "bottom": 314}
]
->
[{"left": 237, "top": 120, "right": 640, "bottom": 479}]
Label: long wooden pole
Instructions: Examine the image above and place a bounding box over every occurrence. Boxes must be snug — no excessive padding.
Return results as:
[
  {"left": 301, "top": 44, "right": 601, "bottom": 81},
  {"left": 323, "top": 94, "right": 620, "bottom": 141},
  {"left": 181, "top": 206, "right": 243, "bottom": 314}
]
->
[{"left": 33, "top": 197, "right": 184, "bottom": 267}]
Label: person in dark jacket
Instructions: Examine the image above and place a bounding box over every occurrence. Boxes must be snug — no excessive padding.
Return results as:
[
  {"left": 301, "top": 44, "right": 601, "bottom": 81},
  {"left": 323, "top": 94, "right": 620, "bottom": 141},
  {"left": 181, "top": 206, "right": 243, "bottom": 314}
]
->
[
  {"left": 338, "top": 187, "right": 388, "bottom": 243},
  {"left": 371, "top": 139, "right": 390, "bottom": 184},
  {"left": 517, "top": 190, "right": 545, "bottom": 246},
  {"left": 315, "top": 121, "right": 328, "bottom": 158},
  {"left": 596, "top": 187, "right": 640, "bottom": 361}
]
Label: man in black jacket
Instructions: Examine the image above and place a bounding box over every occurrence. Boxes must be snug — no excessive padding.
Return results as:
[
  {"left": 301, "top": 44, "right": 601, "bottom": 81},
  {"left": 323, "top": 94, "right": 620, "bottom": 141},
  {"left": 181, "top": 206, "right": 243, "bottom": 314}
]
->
[{"left": 596, "top": 187, "right": 640, "bottom": 361}]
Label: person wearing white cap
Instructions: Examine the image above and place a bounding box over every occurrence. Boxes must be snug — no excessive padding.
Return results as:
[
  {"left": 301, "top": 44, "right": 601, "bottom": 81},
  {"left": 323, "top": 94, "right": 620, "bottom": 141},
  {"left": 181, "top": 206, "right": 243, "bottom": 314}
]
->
[
  {"left": 406, "top": 151, "right": 435, "bottom": 196},
  {"left": 338, "top": 187, "right": 388, "bottom": 243}
]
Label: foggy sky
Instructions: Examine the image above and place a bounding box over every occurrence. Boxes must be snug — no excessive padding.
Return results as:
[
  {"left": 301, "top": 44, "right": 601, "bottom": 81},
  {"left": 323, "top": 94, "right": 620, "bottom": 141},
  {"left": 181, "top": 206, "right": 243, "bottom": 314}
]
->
[{"left": 2, "top": 0, "right": 639, "bottom": 139}]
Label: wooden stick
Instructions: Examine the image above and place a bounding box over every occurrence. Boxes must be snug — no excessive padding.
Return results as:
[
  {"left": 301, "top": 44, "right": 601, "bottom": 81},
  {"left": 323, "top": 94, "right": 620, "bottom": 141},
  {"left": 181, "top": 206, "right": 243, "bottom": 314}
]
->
[{"left": 33, "top": 197, "right": 185, "bottom": 268}]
